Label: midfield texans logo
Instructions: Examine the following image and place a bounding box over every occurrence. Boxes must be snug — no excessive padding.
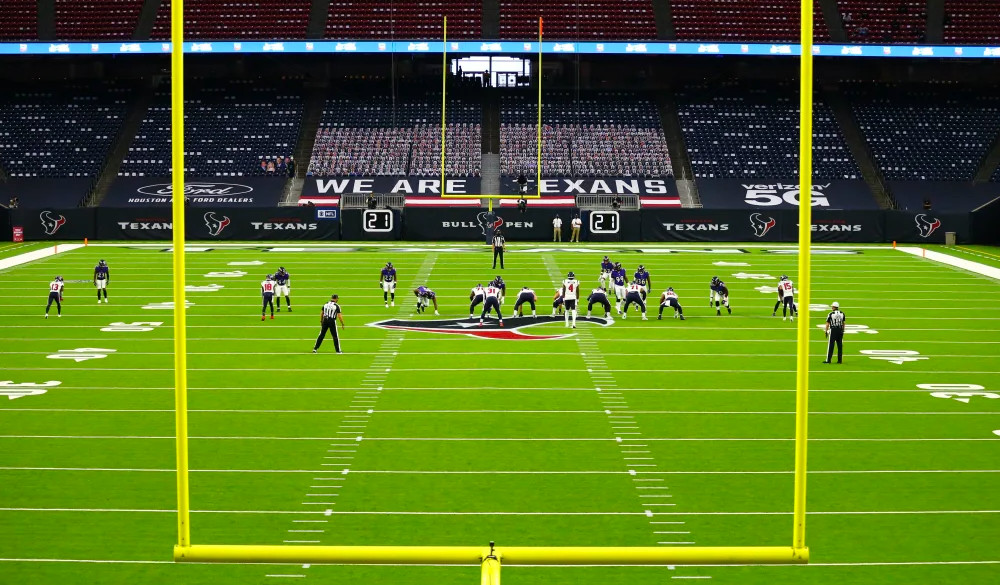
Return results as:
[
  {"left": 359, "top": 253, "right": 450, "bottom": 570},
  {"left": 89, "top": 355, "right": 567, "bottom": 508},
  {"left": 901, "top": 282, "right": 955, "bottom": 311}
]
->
[
  {"left": 39, "top": 211, "right": 67, "bottom": 235},
  {"left": 203, "top": 212, "right": 231, "bottom": 236},
  {"left": 369, "top": 315, "right": 612, "bottom": 340},
  {"left": 749, "top": 213, "right": 776, "bottom": 238},
  {"left": 914, "top": 214, "right": 942, "bottom": 238},
  {"left": 476, "top": 212, "right": 504, "bottom": 237}
]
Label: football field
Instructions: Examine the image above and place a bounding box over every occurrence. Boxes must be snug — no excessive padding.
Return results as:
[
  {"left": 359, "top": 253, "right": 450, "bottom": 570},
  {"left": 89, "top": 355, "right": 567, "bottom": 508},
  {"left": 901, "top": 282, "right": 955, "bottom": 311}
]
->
[{"left": 1, "top": 241, "right": 998, "bottom": 585}]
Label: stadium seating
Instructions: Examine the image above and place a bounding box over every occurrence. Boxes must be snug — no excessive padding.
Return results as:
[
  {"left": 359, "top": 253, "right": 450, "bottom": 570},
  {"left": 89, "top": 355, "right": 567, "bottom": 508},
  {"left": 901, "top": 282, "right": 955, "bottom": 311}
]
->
[
  {"left": 676, "top": 81, "right": 859, "bottom": 179},
  {"left": 498, "top": 1, "right": 656, "bottom": 40},
  {"left": 0, "top": 0, "right": 37, "bottom": 41},
  {"left": 0, "top": 85, "right": 127, "bottom": 178},
  {"left": 943, "top": 0, "right": 1000, "bottom": 44},
  {"left": 151, "top": 0, "right": 311, "bottom": 40},
  {"left": 54, "top": 0, "right": 144, "bottom": 40},
  {"left": 307, "top": 90, "right": 481, "bottom": 177},
  {"left": 847, "top": 82, "right": 1000, "bottom": 181},
  {"left": 838, "top": 0, "right": 926, "bottom": 44},
  {"left": 326, "top": 1, "right": 480, "bottom": 39},
  {"left": 119, "top": 81, "right": 302, "bottom": 177},
  {"left": 671, "top": 0, "right": 829, "bottom": 42},
  {"left": 500, "top": 92, "right": 672, "bottom": 178}
]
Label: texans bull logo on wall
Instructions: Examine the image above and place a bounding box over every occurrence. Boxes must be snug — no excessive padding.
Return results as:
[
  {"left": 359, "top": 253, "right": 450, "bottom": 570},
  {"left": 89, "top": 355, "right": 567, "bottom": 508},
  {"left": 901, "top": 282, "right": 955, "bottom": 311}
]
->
[
  {"left": 369, "top": 315, "right": 612, "bottom": 340},
  {"left": 749, "top": 212, "right": 776, "bottom": 238},
  {"left": 914, "top": 214, "right": 941, "bottom": 238},
  {"left": 40, "top": 211, "right": 67, "bottom": 235},
  {"left": 203, "top": 212, "right": 231, "bottom": 236},
  {"left": 476, "top": 212, "right": 504, "bottom": 237}
]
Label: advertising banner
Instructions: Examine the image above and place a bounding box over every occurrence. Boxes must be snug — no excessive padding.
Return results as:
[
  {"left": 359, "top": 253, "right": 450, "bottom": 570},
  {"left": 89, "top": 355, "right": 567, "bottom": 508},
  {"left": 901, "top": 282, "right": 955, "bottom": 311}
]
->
[
  {"left": 696, "top": 179, "right": 879, "bottom": 210},
  {"left": 184, "top": 207, "right": 340, "bottom": 240},
  {"left": 10, "top": 208, "right": 96, "bottom": 240},
  {"left": 403, "top": 208, "right": 575, "bottom": 241},
  {"left": 501, "top": 176, "right": 679, "bottom": 198},
  {"left": 884, "top": 211, "right": 971, "bottom": 244},
  {"left": 0, "top": 178, "right": 94, "bottom": 208},
  {"left": 305, "top": 177, "right": 482, "bottom": 197},
  {"left": 340, "top": 209, "right": 402, "bottom": 241},
  {"left": 96, "top": 208, "right": 175, "bottom": 240},
  {"left": 641, "top": 209, "right": 885, "bottom": 243},
  {"left": 102, "top": 178, "right": 286, "bottom": 207}
]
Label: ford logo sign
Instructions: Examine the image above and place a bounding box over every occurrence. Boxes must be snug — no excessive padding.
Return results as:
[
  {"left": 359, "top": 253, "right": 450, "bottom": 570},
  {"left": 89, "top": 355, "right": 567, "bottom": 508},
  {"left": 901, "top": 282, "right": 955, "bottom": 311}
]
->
[{"left": 136, "top": 183, "right": 254, "bottom": 196}]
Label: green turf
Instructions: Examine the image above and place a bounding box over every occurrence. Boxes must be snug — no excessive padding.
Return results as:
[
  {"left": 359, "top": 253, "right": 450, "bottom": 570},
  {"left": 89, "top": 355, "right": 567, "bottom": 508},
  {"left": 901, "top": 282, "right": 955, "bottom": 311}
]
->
[{"left": 1, "top": 242, "right": 998, "bottom": 584}]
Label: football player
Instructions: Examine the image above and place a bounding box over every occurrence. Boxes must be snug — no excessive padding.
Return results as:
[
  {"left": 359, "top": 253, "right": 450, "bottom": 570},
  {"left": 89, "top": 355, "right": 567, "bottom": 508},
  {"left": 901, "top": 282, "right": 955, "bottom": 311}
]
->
[
  {"left": 622, "top": 280, "right": 648, "bottom": 320},
  {"left": 778, "top": 275, "right": 797, "bottom": 321},
  {"left": 261, "top": 274, "right": 276, "bottom": 320},
  {"left": 480, "top": 281, "right": 504, "bottom": 326},
  {"left": 469, "top": 283, "right": 485, "bottom": 319},
  {"left": 611, "top": 262, "right": 628, "bottom": 314},
  {"left": 658, "top": 287, "right": 685, "bottom": 320},
  {"left": 93, "top": 259, "right": 110, "bottom": 303},
  {"left": 634, "top": 264, "right": 652, "bottom": 295},
  {"left": 274, "top": 266, "right": 291, "bottom": 312},
  {"left": 413, "top": 286, "right": 439, "bottom": 315},
  {"left": 492, "top": 276, "right": 507, "bottom": 306},
  {"left": 513, "top": 286, "right": 538, "bottom": 317},
  {"left": 598, "top": 256, "right": 614, "bottom": 288},
  {"left": 380, "top": 262, "right": 397, "bottom": 308},
  {"left": 587, "top": 286, "right": 612, "bottom": 318},
  {"left": 552, "top": 287, "right": 565, "bottom": 316},
  {"left": 710, "top": 276, "right": 732, "bottom": 316},
  {"left": 45, "top": 276, "right": 64, "bottom": 318},
  {"left": 561, "top": 271, "right": 581, "bottom": 328}
]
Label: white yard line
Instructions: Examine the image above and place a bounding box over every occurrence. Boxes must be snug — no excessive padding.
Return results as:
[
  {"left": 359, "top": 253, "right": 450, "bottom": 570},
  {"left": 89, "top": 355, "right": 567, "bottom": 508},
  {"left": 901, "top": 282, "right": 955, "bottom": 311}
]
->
[
  {"left": 2, "top": 507, "right": 997, "bottom": 516},
  {"left": 897, "top": 247, "right": 1000, "bottom": 280},
  {"left": 4, "top": 408, "right": 994, "bottom": 415},
  {"left": 0, "top": 244, "right": 84, "bottom": 272},
  {"left": 4, "top": 466, "right": 997, "bottom": 475},
  {"left": 1, "top": 435, "right": 994, "bottom": 442}
]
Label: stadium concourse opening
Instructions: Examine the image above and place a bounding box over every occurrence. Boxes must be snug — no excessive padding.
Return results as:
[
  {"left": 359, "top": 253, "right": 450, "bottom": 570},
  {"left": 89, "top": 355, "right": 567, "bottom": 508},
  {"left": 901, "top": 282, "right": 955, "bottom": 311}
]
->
[{"left": 167, "top": 3, "right": 814, "bottom": 583}]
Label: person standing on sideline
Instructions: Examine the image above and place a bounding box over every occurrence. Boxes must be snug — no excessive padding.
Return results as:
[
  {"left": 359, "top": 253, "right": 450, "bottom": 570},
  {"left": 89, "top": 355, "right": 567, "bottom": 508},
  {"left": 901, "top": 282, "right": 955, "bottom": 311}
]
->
[
  {"left": 314, "top": 294, "right": 345, "bottom": 353},
  {"left": 552, "top": 214, "right": 563, "bottom": 242},
  {"left": 824, "top": 301, "right": 846, "bottom": 364},
  {"left": 570, "top": 213, "right": 582, "bottom": 242},
  {"left": 492, "top": 228, "right": 506, "bottom": 269}
]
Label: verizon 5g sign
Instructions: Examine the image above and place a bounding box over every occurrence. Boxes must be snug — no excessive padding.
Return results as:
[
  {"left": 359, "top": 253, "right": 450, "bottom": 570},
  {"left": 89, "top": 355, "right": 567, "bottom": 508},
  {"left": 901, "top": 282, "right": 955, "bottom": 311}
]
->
[{"left": 697, "top": 179, "right": 879, "bottom": 210}]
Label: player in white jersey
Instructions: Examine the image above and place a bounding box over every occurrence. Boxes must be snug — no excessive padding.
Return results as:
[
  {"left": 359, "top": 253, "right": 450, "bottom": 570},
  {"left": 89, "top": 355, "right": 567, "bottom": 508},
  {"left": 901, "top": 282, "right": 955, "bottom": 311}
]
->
[
  {"left": 261, "top": 274, "right": 276, "bottom": 320},
  {"left": 658, "top": 287, "right": 685, "bottom": 320},
  {"left": 45, "top": 276, "right": 64, "bottom": 318},
  {"left": 479, "top": 283, "right": 504, "bottom": 326},
  {"left": 777, "top": 275, "right": 797, "bottom": 321},
  {"left": 513, "top": 287, "right": 538, "bottom": 317},
  {"left": 561, "top": 271, "right": 581, "bottom": 328},
  {"left": 469, "top": 284, "right": 485, "bottom": 319},
  {"left": 621, "top": 281, "right": 648, "bottom": 320}
]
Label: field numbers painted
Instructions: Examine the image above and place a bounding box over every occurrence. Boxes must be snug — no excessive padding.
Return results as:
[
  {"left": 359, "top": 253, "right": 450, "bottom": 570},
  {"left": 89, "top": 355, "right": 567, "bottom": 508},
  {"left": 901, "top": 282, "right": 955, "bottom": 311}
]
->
[
  {"left": 204, "top": 271, "right": 247, "bottom": 278},
  {"left": 712, "top": 261, "right": 749, "bottom": 267},
  {"left": 810, "top": 304, "right": 831, "bottom": 312},
  {"left": 46, "top": 348, "right": 117, "bottom": 362},
  {"left": 228, "top": 261, "right": 264, "bottom": 266},
  {"left": 143, "top": 301, "right": 194, "bottom": 310},
  {"left": 755, "top": 285, "right": 797, "bottom": 295},
  {"left": 101, "top": 321, "right": 163, "bottom": 332},
  {"left": 186, "top": 284, "right": 224, "bottom": 292},
  {"left": 732, "top": 272, "right": 774, "bottom": 280},
  {"left": 0, "top": 381, "right": 60, "bottom": 400},
  {"left": 918, "top": 384, "right": 997, "bottom": 404},
  {"left": 816, "top": 324, "right": 878, "bottom": 335},
  {"left": 860, "top": 349, "right": 927, "bottom": 365}
]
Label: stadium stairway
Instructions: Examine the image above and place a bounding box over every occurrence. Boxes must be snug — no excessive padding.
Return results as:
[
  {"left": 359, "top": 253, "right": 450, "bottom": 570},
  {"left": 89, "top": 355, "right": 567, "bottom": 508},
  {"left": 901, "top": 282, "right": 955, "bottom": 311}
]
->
[
  {"left": 972, "top": 129, "right": 1000, "bottom": 184},
  {"left": 651, "top": 0, "right": 676, "bottom": 40},
  {"left": 482, "top": 0, "right": 500, "bottom": 38},
  {"left": 307, "top": 0, "right": 332, "bottom": 39},
  {"left": 87, "top": 85, "right": 156, "bottom": 207},
  {"left": 926, "top": 0, "right": 945, "bottom": 43},
  {"left": 134, "top": 0, "right": 162, "bottom": 40},
  {"left": 38, "top": 0, "right": 54, "bottom": 40},
  {"left": 823, "top": 84, "right": 896, "bottom": 209},
  {"left": 481, "top": 153, "right": 500, "bottom": 201},
  {"left": 817, "top": 0, "right": 848, "bottom": 42},
  {"left": 283, "top": 85, "right": 327, "bottom": 206},
  {"left": 657, "top": 92, "right": 700, "bottom": 207}
]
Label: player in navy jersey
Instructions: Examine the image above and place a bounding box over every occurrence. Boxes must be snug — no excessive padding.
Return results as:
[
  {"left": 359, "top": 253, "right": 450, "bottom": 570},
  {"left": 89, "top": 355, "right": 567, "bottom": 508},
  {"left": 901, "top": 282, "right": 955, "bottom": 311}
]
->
[
  {"left": 261, "top": 274, "right": 276, "bottom": 320},
  {"left": 611, "top": 262, "right": 628, "bottom": 314},
  {"left": 598, "top": 256, "right": 614, "bottom": 288},
  {"left": 492, "top": 276, "right": 506, "bottom": 306},
  {"left": 513, "top": 286, "right": 538, "bottom": 317},
  {"left": 380, "top": 262, "right": 397, "bottom": 308},
  {"left": 274, "top": 267, "right": 292, "bottom": 312},
  {"left": 413, "top": 286, "right": 439, "bottom": 315},
  {"left": 45, "top": 276, "right": 64, "bottom": 318},
  {"left": 552, "top": 287, "right": 565, "bottom": 316},
  {"left": 469, "top": 283, "right": 485, "bottom": 319},
  {"left": 93, "top": 259, "right": 110, "bottom": 303},
  {"left": 710, "top": 276, "right": 732, "bottom": 316},
  {"left": 587, "top": 286, "right": 612, "bottom": 318},
  {"left": 658, "top": 287, "right": 685, "bottom": 320},
  {"left": 634, "top": 264, "right": 651, "bottom": 295}
]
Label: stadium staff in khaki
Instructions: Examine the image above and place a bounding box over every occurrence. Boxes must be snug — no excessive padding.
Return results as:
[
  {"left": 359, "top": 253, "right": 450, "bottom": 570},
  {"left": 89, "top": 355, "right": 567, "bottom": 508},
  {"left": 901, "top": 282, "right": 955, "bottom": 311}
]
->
[
  {"left": 313, "top": 294, "right": 345, "bottom": 353},
  {"left": 570, "top": 214, "right": 582, "bottom": 242},
  {"left": 552, "top": 214, "right": 563, "bottom": 241}
]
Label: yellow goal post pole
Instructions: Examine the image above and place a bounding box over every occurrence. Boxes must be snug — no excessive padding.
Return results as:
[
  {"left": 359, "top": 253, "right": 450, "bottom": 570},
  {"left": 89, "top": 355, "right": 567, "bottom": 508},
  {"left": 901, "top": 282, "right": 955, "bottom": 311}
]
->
[
  {"left": 536, "top": 17, "right": 542, "bottom": 199},
  {"left": 792, "top": 0, "right": 813, "bottom": 555},
  {"left": 170, "top": 0, "right": 191, "bottom": 549},
  {"left": 442, "top": 15, "right": 447, "bottom": 201}
]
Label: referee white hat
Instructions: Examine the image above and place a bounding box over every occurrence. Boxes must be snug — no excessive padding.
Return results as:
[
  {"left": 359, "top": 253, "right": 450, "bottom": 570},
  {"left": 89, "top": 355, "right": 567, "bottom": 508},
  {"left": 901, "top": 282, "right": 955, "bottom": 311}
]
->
[{"left": 831, "top": 301, "right": 839, "bottom": 308}]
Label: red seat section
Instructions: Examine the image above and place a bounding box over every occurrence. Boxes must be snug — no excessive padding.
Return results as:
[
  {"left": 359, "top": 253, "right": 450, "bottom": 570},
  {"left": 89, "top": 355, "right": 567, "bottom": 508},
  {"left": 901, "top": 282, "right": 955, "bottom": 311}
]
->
[
  {"left": 325, "top": 1, "right": 481, "bottom": 39},
  {"left": 499, "top": 1, "right": 656, "bottom": 40},
  {"left": 0, "top": 0, "right": 37, "bottom": 41},
  {"left": 54, "top": 0, "right": 144, "bottom": 40},
  {"left": 943, "top": 0, "right": 1000, "bottom": 44},
  {"left": 672, "top": 0, "right": 829, "bottom": 42},
  {"left": 838, "top": 0, "right": 925, "bottom": 44},
  {"left": 151, "top": 0, "right": 311, "bottom": 39}
]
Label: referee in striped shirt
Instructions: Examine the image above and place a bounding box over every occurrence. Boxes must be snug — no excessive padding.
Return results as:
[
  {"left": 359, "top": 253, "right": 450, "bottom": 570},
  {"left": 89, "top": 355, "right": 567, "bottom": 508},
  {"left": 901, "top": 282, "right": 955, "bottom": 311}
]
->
[
  {"left": 823, "top": 301, "right": 845, "bottom": 364},
  {"left": 492, "top": 228, "right": 506, "bottom": 269},
  {"left": 313, "top": 294, "right": 345, "bottom": 353}
]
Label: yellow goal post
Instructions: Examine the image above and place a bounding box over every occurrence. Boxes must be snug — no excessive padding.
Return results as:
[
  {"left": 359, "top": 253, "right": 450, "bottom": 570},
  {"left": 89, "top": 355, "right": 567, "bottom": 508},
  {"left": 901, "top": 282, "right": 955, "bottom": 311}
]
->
[{"left": 169, "top": 1, "right": 815, "bottom": 581}]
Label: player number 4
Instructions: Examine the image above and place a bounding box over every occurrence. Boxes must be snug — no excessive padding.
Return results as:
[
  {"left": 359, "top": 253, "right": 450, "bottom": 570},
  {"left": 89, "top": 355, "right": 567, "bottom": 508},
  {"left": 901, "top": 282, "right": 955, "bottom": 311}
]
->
[{"left": 860, "top": 349, "right": 927, "bottom": 365}]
